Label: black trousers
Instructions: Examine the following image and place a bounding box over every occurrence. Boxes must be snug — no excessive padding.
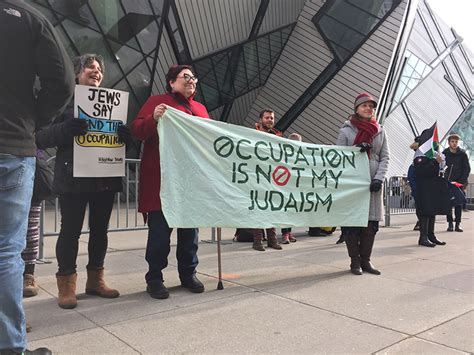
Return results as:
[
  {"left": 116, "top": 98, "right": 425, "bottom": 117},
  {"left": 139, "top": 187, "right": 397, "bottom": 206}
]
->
[
  {"left": 56, "top": 191, "right": 115, "bottom": 275},
  {"left": 145, "top": 211, "right": 199, "bottom": 285},
  {"left": 447, "top": 205, "right": 462, "bottom": 223}
]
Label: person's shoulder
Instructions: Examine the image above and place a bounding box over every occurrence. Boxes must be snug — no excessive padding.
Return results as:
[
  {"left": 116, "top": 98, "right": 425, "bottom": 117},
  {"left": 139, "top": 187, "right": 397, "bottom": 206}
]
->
[
  {"left": 189, "top": 98, "right": 209, "bottom": 116},
  {"left": 413, "top": 156, "right": 429, "bottom": 166},
  {"left": 3, "top": 1, "right": 48, "bottom": 25},
  {"left": 146, "top": 93, "right": 170, "bottom": 104},
  {"left": 190, "top": 98, "right": 206, "bottom": 110},
  {"left": 339, "top": 120, "right": 354, "bottom": 133}
]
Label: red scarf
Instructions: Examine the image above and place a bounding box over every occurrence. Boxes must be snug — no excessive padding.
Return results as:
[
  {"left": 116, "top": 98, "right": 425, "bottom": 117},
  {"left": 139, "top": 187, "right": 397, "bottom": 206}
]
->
[{"left": 350, "top": 115, "right": 380, "bottom": 155}]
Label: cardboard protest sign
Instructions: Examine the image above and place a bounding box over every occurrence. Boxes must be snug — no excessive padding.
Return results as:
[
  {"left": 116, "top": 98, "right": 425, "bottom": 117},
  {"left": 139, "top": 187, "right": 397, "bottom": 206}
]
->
[
  {"left": 158, "top": 107, "right": 371, "bottom": 228},
  {"left": 73, "top": 85, "right": 129, "bottom": 177}
]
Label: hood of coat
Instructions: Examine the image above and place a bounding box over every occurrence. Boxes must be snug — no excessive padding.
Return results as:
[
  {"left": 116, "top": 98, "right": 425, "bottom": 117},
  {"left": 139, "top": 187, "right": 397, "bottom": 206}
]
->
[{"left": 443, "top": 147, "right": 465, "bottom": 156}]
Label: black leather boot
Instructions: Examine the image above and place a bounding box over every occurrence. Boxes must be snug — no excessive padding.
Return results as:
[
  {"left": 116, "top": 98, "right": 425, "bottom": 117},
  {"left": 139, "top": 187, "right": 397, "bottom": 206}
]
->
[
  {"left": 427, "top": 216, "right": 446, "bottom": 245},
  {"left": 447, "top": 221, "right": 454, "bottom": 232},
  {"left": 345, "top": 233, "right": 362, "bottom": 275},
  {"left": 455, "top": 222, "right": 463, "bottom": 232},
  {"left": 360, "top": 226, "right": 381, "bottom": 275},
  {"left": 419, "top": 216, "right": 436, "bottom": 247}
]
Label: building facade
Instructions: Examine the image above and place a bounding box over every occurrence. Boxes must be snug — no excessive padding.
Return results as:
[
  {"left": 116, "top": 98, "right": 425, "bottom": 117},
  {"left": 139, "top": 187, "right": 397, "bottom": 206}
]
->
[{"left": 27, "top": 0, "right": 473, "bottom": 177}]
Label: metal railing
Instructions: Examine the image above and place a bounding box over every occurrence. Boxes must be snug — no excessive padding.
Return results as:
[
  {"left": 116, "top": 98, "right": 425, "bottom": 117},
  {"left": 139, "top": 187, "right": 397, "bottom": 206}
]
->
[
  {"left": 466, "top": 181, "right": 474, "bottom": 208},
  {"left": 38, "top": 158, "right": 147, "bottom": 259},
  {"left": 384, "top": 176, "right": 416, "bottom": 227}
]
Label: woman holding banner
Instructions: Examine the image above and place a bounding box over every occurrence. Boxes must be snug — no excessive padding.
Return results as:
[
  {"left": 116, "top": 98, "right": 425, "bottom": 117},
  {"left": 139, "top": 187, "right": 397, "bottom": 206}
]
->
[
  {"left": 36, "top": 54, "right": 132, "bottom": 309},
  {"left": 131, "top": 65, "right": 209, "bottom": 299},
  {"left": 336, "top": 93, "right": 389, "bottom": 276}
]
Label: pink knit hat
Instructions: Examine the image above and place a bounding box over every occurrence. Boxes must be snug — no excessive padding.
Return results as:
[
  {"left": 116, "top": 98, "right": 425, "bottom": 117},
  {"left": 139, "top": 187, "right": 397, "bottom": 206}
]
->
[{"left": 354, "top": 92, "right": 377, "bottom": 112}]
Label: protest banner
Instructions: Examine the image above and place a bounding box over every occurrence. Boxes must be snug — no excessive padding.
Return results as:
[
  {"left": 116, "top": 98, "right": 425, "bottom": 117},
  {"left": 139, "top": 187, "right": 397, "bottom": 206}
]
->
[
  {"left": 159, "top": 107, "right": 371, "bottom": 228},
  {"left": 73, "top": 85, "right": 129, "bottom": 177}
]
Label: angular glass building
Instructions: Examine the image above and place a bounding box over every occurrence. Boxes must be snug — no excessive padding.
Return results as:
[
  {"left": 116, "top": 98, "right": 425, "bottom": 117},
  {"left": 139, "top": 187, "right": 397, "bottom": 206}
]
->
[{"left": 27, "top": 0, "right": 473, "bottom": 177}]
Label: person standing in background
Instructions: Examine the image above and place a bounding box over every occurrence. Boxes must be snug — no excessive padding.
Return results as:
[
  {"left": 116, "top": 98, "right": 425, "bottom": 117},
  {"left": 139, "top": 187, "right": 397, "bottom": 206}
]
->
[{"left": 443, "top": 134, "right": 471, "bottom": 232}]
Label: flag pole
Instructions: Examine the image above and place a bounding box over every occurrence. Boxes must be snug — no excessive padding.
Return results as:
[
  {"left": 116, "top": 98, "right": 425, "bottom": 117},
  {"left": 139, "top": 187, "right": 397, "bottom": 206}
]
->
[{"left": 216, "top": 227, "right": 224, "bottom": 290}]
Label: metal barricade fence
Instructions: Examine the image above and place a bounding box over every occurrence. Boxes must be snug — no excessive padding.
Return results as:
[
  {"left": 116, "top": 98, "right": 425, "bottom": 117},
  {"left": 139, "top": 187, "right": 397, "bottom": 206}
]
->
[
  {"left": 384, "top": 176, "right": 416, "bottom": 227},
  {"left": 38, "top": 158, "right": 147, "bottom": 260},
  {"left": 466, "top": 181, "right": 474, "bottom": 208}
]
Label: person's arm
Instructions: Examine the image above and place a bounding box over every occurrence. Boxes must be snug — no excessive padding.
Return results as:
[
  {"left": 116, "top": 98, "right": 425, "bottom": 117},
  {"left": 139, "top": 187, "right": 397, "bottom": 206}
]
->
[
  {"left": 335, "top": 127, "right": 348, "bottom": 146},
  {"left": 35, "top": 114, "right": 67, "bottom": 149},
  {"left": 460, "top": 153, "right": 471, "bottom": 184},
  {"left": 36, "top": 102, "right": 88, "bottom": 149},
  {"left": 34, "top": 16, "right": 75, "bottom": 131},
  {"left": 131, "top": 97, "right": 161, "bottom": 141}
]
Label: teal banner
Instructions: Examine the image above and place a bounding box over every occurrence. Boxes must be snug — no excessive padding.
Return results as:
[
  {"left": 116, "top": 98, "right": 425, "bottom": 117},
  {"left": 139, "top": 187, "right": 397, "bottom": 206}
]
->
[{"left": 158, "top": 107, "right": 370, "bottom": 228}]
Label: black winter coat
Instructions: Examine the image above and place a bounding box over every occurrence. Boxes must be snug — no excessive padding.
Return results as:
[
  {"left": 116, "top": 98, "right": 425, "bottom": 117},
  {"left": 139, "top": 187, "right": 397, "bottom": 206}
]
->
[
  {"left": 0, "top": 0, "right": 74, "bottom": 156},
  {"left": 443, "top": 147, "right": 471, "bottom": 185},
  {"left": 413, "top": 156, "right": 450, "bottom": 216},
  {"left": 35, "top": 99, "right": 123, "bottom": 195}
]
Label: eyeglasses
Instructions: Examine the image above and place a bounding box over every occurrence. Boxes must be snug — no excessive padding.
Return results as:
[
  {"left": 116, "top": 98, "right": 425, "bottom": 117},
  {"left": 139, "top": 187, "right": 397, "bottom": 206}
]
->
[{"left": 178, "top": 73, "right": 198, "bottom": 83}]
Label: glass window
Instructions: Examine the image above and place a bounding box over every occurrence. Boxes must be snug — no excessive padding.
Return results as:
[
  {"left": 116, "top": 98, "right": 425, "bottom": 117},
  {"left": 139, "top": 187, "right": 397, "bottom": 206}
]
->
[
  {"left": 47, "top": 0, "right": 100, "bottom": 31},
  {"left": 313, "top": 0, "right": 399, "bottom": 63},
  {"left": 391, "top": 51, "right": 433, "bottom": 109},
  {"left": 190, "top": 24, "right": 295, "bottom": 111}
]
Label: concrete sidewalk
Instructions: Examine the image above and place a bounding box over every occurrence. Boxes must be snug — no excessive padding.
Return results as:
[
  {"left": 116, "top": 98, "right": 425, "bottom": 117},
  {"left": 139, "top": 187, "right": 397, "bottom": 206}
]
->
[{"left": 25, "top": 214, "right": 473, "bottom": 354}]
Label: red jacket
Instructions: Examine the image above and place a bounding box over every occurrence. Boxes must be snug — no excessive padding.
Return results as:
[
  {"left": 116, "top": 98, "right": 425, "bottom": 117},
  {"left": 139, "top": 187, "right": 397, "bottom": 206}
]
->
[{"left": 131, "top": 92, "right": 209, "bottom": 212}]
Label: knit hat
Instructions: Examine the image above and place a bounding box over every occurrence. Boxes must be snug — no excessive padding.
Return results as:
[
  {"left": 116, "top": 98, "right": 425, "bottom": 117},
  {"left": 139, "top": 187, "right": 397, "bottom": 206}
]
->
[{"left": 354, "top": 92, "right": 377, "bottom": 112}]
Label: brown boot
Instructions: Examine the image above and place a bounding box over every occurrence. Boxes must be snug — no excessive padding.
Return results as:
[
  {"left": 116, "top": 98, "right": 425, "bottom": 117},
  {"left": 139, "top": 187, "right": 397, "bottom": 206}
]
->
[
  {"left": 85, "top": 268, "right": 120, "bottom": 298},
  {"left": 266, "top": 228, "right": 282, "bottom": 250},
  {"left": 267, "top": 236, "right": 282, "bottom": 250},
  {"left": 56, "top": 273, "right": 77, "bottom": 309},
  {"left": 252, "top": 229, "right": 265, "bottom": 251},
  {"left": 253, "top": 239, "right": 265, "bottom": 251},
  {"left": 23, "top": 274, "right": 39, "bottom": 298}
]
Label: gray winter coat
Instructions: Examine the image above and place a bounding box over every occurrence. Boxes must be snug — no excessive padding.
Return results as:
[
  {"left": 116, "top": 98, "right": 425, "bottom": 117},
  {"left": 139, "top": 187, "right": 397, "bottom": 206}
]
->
[{"left": 336, "top": 120, "right": 390, "bottom": 221}]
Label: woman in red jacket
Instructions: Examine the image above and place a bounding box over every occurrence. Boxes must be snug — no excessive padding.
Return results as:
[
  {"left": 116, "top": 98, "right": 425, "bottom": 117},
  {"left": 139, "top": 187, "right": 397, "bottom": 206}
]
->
[{"left": 131, "top": 65, "right": 209, "bottom": 299}]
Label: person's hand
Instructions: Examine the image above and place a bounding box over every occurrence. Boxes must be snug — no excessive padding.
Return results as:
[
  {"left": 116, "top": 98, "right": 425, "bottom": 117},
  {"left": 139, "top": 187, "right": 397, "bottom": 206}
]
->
[
  {"left": 435, "top": 154, "right": 443, "bottom": 164},
  {"left": 356, "top": 142, "right": 372, "bottom": 152},
  {"left": 65, "top": 118, "right": 88, "bottom": 136},
  {"left": 153, "top": 104, "right": 167, "bottom": 122},
  {"left": 370, "top": 179, "right": 383, "bottom": 192},
  {"left": 117, "top": 124, "right": 133, "bottom": 146}
]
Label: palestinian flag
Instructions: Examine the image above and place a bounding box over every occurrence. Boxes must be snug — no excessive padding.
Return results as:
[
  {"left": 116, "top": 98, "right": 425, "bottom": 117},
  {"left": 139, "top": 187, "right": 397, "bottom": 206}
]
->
[{"left": 417, "top": 122, "right": 439, "bottom": 158}]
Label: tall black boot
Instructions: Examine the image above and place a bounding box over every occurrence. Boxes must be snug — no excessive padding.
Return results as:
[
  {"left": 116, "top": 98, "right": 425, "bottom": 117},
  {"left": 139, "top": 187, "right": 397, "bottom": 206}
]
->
[
  {"left": 344, "top": 232, "right": 362, "bottom": 275},
  {"left": 418, "top": 216, "right": 435, "bottom": 247},
  {"left": 359, "top": 226, "right": 381, "bottom": 275},
  {"left": 427, "top": 216, "right": 446, "bottom": 245}
]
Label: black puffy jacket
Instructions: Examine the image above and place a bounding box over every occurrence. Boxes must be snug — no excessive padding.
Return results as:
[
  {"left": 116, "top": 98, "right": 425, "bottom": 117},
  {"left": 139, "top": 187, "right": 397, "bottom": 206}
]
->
[
  {"left": 36, "top": 98, "right": 123, "bottom": 195},
  {"left": 443, "top": 147, "right": 471, "bottom": 185}
]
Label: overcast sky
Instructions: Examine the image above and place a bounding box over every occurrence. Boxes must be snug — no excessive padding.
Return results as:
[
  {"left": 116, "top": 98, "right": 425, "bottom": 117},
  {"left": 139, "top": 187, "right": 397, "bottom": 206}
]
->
[{"left": 426, "top": 0, "right": 474, "bottom": 50}]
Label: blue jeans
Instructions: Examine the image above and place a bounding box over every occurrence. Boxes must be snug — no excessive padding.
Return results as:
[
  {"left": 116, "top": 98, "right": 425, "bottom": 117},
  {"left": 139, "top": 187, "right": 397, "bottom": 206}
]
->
[
  {"left": 145, "top": 211, "right": 199, "bottom": 285},
  {"left": 0, "top": 154, "right": 35, "bottom": 352}
]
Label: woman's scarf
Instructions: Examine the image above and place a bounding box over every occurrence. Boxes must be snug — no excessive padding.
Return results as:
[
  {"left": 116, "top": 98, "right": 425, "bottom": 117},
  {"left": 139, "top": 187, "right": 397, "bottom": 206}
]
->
[{"left": 350, "top": 115, "right": 380, "bottom": 156}]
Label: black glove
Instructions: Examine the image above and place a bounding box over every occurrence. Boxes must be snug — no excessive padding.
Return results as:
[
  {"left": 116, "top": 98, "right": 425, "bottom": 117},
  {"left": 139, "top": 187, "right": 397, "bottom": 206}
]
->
[
  {"left": 370, "top": 179, "right": 383, "bottom": 192},
  {"left": 117, "top": 124, "right": 133, "bottom": 146},
  {"left": 65, "top": 118, "right": 88, "bottom": 136},
  {"left": 356, "top": 142, "right": 372, "bottom": 153}
]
